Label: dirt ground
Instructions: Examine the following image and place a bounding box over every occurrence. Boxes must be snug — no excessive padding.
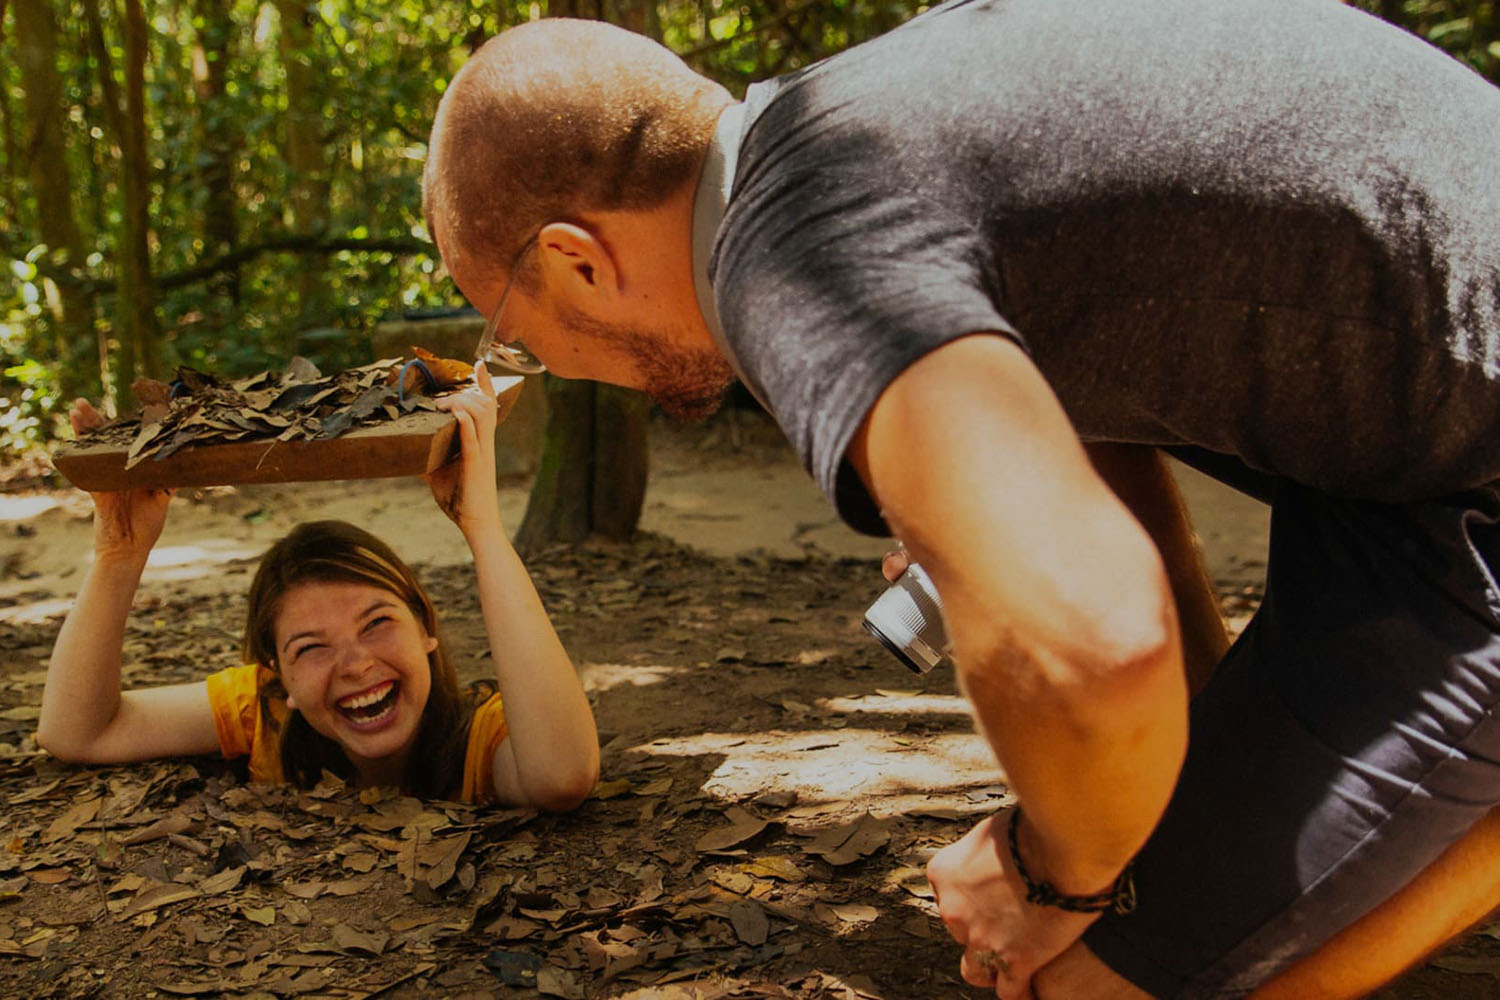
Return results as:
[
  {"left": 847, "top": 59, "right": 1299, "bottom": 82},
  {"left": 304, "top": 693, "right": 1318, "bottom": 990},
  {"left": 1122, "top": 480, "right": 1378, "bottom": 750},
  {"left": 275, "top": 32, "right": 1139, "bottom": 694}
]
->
[{"left": 0, "top": 411, "right": 1496, "bottom": 999}]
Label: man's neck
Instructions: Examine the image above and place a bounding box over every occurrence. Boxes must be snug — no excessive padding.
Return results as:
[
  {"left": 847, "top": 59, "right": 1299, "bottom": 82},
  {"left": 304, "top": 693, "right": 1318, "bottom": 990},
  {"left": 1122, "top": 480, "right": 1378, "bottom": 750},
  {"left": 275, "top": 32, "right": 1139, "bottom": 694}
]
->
[{"left": 689, "top": 101, "right": 747, "bottom": 354}]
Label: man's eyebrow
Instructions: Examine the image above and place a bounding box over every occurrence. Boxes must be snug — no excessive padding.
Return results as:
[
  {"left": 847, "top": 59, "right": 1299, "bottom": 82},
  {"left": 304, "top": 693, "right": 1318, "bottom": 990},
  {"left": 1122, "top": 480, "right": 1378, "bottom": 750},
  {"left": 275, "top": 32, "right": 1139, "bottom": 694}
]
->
[{"left": 279, "top": 598, "right": 401, "bottom": 654}]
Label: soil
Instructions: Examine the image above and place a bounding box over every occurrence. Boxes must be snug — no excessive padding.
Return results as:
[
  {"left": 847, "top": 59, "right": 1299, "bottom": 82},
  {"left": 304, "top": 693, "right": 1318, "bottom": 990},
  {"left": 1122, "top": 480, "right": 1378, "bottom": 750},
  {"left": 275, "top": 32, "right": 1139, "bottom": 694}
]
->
[{"left": 0, "top": 411, "right": 1495, "bottom": 999}]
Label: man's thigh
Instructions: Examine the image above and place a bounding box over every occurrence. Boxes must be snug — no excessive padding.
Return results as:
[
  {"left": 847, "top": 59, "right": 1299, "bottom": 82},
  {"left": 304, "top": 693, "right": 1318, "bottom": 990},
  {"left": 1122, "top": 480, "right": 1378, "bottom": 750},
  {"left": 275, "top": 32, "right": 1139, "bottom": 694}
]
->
[{"left": 1083, "top": 482, "right": 1500, "bottom": 999}]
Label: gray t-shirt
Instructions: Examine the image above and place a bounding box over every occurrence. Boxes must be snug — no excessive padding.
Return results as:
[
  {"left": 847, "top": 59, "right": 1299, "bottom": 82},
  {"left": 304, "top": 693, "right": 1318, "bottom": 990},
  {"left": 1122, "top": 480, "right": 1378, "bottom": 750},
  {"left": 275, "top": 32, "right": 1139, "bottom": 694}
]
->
[{"left": 709, "top": 0, "right": 1500, "bottom": 535}]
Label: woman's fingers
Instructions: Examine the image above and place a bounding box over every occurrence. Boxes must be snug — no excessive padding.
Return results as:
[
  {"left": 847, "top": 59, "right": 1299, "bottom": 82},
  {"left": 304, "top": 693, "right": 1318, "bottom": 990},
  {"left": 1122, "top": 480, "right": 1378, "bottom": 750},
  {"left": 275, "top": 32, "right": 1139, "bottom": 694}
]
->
[{"left": 69, "top": 397, "right": 105, "bottom": 436}]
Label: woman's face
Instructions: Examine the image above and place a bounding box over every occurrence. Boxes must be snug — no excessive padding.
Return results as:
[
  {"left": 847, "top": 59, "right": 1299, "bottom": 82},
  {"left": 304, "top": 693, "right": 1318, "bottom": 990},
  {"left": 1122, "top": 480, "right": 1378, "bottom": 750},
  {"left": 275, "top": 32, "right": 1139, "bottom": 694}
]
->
[{"left": 271, "top": 580, "right": 435, "bottom": 784}]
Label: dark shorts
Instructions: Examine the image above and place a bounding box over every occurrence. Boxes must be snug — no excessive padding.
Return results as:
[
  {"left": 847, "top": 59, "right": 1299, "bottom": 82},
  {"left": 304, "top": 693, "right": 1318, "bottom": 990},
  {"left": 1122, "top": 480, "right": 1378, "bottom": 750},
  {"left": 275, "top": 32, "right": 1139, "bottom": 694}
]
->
[{"left": 1083, "top": 471, "right": 1500, "bottom": 999}]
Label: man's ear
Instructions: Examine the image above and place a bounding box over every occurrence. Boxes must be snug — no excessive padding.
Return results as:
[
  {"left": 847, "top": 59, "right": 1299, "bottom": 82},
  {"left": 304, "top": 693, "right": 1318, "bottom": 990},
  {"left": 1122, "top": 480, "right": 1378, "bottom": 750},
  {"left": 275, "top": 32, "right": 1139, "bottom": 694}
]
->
[{"left": 536, "top": 222, "right": 619, "bottom": 305}]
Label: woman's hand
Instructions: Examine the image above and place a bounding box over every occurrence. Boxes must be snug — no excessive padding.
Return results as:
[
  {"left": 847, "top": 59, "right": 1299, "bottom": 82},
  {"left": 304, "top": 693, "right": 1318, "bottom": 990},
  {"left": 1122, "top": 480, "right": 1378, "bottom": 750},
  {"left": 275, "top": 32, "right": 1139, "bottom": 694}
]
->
[
  {"left": 426, "top": 366, "right": 502, "bottom": 536},
  {"left": 69, "top": 399, "right": 173, "bottom": 562}
]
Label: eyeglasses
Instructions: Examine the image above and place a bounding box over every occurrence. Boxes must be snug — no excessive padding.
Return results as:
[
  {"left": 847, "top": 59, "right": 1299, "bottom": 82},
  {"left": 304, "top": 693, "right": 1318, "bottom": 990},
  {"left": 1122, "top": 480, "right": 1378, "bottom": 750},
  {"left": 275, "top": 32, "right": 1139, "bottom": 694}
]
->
[{"left": 474, "top": 234, "right": 546, "bottom": 375}]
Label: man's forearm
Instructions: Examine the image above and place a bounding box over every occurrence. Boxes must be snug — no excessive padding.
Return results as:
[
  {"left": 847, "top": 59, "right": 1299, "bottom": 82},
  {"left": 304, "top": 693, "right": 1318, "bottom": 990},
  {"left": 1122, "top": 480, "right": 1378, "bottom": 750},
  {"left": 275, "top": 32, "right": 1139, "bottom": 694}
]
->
[
  {"left": 850, "top": 336, "right": 1194, "bottom": 894},
  {"left": 952, "top": 597, "right": 1189, "bottom": 894},
  {"left": 1086, "top": 443, "right": 1230, "bottom": 696}
]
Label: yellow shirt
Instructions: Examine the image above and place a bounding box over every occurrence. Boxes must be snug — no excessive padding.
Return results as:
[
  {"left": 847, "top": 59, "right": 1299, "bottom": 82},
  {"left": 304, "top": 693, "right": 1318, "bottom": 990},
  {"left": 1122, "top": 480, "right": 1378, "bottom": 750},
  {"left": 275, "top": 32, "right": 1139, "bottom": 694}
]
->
[{"left": 203, "top": 664, "right": 509, "bottom": 803}]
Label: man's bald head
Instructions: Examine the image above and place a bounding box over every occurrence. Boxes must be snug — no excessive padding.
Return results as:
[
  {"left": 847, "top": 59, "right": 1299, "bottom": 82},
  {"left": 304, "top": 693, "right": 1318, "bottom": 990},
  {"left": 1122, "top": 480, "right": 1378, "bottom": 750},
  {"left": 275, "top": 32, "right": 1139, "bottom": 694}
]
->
[{"left": 423, "top": 19, "right": 732, "bottom": 293}]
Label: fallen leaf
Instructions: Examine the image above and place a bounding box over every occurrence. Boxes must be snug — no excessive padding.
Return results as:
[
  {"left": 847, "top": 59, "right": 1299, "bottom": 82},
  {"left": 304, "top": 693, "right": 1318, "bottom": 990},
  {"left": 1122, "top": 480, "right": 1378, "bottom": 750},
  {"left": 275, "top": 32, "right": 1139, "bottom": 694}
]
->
[
  {"left": 802, "top": 812, "right": 890, "bottom": 866},
  {"left": 486, "top": 915, "right": 543, "bottom": 940},
  {"left": 330, "top": 921, "right": 388, "bottom": 955},
  {"left": 283, "top": 881, "right": 326, "bottom": 900},
  {"left": 324, "top": 876, "right": 377, "bottom": 896},
  {"left": 592, "top": 778, "right": 633, "bottom": 800},
  {"left": 743, "top": 856, "right": 804, "bottom": 883},
  {"left": 695, "top": 807, "right": 768, "bottom": 853},
  {"left": 152, "top": 980, "right": 225, "bottom": 996},
  {"left": 115, "top": 883, "right": 200, "bottom": 920},
  {"left": 728, "top": 899, "right": 769, "bottom": 945},
  {"left": 283, "top": 900, "right": 314, "bottom": 926},
  {"left": 825, "top": 902, "right": 878, "bottom": 925},
  {"left": 890, "top": 865, "right": 934, "bottom": 899},
  {"left": 1431, "top": 955, "right": 1500, "bottom": 977},
  {"left": 107, "top": 873, "right": 147, "bottom": 896},
  {"left": 197, "top": 866, "right": 245, "bottom": 894},
  {"left": 710, "top": 869, "right": 754, "bottom": 894},
  {"left": 239, "top": 904, "right": 275, "bottom": 926},
  {"left": 419, "top": 830, "right": 472, "bottom": 891},
  {"left": 585, "top": 887, "right": 624, "bottom": 909},
  {"left": 537, "top": 963, "right": 584, "bottom": 998},
  {"left": 122, "top": 812, "right": 193, "bottom": 845},
  {"left": 43, "top": 798, "right": 101, "bottom": 843},
  {"left": 340, "top": 851, "right": 379, "bottom": 874}
]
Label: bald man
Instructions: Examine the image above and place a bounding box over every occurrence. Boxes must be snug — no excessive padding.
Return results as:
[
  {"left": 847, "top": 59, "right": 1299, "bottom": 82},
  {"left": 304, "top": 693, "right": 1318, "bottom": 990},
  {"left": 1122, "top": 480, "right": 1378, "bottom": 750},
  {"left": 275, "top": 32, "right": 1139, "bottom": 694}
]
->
[{"left": 423, "top": 1, "right": 1500, "bottom": 996}]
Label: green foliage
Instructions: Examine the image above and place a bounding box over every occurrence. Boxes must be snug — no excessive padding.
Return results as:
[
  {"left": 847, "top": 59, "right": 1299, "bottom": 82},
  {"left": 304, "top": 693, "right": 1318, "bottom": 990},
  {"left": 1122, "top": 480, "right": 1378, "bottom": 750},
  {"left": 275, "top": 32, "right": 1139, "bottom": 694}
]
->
[
  {"left": 1, "top": 0, "right": 1492, "bottom": 468},
  {"left": 1, "top": 0, "right": 506, "bottom": 461},
  {"left": 1361, "top": 1, "right": 1498, "bottom": 79}
]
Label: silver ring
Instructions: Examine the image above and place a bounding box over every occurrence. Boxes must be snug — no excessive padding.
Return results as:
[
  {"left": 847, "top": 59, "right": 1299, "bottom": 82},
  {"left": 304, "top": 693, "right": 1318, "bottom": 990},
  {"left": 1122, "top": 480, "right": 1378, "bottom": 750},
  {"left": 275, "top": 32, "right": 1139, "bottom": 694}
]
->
[{"left": 972, "top": 948, "right": 1010, "bottom": 978}]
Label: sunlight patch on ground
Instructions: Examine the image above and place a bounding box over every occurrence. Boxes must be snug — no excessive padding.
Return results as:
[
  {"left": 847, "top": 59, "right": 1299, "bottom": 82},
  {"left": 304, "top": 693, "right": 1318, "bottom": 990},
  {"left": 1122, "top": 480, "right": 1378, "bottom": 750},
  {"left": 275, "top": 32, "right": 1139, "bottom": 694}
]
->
[
  {"left": 0, "top": 494, "right": 59, "bottom": 522},
  {"left": 0, "top": 596, "right": 75, "bottom": 625},
  {"left": 819, "top": 690, "right": 975, "bottom": 719},
  {"left": 582, "top": 662, "right": 689, "bottom": 693},
  {"left": 0, "top": 540, "right": 263, "bottom": 623},
  {"left": 135, "top": 541, "right": 265, "bottom": 584},
  {"left": 637, "top": 727, "right": 1003, "bottom": 808}
]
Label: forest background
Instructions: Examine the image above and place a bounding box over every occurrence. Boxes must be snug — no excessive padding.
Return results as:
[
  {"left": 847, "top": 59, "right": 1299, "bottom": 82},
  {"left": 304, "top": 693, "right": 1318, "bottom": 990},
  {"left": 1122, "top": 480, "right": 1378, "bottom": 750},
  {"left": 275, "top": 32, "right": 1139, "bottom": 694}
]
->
[
  {"left": 1, "top": 0, "right": 1497, "bottom": 484},
  {"left": 0, "top": 4, "right": 1499, "bottom": 997}
]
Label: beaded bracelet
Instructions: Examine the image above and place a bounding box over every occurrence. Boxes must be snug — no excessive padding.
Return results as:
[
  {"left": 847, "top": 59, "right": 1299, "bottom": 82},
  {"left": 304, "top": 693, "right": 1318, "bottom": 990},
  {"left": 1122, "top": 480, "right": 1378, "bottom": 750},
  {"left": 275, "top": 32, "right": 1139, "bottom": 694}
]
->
[{"left": 1007, "top": 808, "right": 1138, "bottom": 915}]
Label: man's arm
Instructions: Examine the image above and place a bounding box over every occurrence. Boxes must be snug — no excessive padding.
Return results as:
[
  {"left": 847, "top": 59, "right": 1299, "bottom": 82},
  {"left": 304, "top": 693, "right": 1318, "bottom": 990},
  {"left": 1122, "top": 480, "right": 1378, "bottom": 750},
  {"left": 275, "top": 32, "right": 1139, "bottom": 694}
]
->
[
  {"left": 849, "top": 333, "right": 1189, "bottom": 984},
  {"left": 1084, "top": 443, "right": 1230, "bottom": 696}
]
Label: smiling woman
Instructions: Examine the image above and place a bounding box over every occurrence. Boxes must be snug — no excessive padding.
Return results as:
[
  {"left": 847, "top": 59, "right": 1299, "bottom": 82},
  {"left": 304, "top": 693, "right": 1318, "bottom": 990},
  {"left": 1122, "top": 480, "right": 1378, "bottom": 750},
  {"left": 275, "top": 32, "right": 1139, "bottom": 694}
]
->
[
  {"left": 216, "top": 523, "right": 477, "bottom": 800},
  {"left": 36, "top": 370, "right": 600, "bottom": 811}
]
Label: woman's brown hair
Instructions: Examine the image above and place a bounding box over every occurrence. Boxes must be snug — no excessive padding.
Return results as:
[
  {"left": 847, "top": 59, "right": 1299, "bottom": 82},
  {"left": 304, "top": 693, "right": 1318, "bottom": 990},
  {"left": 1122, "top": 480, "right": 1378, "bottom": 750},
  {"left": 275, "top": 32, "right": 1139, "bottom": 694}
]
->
[{"left": 242, "top": 520, "right": 472, "bottom": 798}]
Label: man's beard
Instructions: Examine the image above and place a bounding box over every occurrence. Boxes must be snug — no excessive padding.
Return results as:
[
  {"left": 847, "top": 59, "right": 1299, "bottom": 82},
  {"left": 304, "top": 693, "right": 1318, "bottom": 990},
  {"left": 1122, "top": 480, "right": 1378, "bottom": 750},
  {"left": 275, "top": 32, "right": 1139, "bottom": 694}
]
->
[{"left": 560, "top": 307, "right": 736, "bottom": 422}]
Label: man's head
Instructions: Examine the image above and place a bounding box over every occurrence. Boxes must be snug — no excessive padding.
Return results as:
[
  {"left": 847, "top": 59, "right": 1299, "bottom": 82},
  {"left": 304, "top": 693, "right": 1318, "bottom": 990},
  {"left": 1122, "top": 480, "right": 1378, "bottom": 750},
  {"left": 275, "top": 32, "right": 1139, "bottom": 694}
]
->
[{"left": 423, "top": 20, "right": 736, "bottom": 416}]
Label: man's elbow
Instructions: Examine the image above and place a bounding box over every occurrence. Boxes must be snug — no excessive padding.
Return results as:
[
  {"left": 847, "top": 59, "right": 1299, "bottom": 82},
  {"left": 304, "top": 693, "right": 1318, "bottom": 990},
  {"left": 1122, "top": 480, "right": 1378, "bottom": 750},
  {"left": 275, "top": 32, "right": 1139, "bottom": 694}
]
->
[
  {"left": 1069, "top": 606, "right": 1180, "bottom": 710},
  {"left": 964, "top": 578, "right": 1182, "bottom": 719}
]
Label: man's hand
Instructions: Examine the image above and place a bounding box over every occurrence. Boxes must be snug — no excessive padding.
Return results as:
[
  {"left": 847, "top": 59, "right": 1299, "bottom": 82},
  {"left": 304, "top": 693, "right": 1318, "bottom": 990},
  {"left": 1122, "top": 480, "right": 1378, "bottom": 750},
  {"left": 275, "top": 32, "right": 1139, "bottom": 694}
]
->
[
  {"left": 881, "top": 544, "right": 910, "bottom": 583},
  {"left": 929, "top": 809, "right": 1105, "bottom": 999},
  {"left": 426, "top": 365, "right": 502, "bottom": 535}
]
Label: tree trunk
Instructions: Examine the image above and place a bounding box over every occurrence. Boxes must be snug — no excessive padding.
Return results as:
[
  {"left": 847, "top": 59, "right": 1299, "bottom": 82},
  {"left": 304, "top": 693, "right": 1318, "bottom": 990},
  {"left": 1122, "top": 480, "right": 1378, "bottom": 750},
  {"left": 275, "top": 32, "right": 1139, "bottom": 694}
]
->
[
  {"left": 118, "top": 0, "right": 161, "bottom": 381},
  {"left": 276, "top": 0, "right": 331, "bottom": 351},
  {"left": 514, "top": 378, "right": 649, "bottom": 556},
  {"left": 513, "top": 2, "right": 653, "bottom": 552},
  {"left": 12, "top": 0, "right": 97, "bottom": 401},
  {"left": 190, "top": 0, "right": 241, "bottom": 308},
  {"left": 0, "top": 0, "right": 21, "bottom": 226},
  {"left": 81, "top": 0, "right": 161, "bottom": 392}
]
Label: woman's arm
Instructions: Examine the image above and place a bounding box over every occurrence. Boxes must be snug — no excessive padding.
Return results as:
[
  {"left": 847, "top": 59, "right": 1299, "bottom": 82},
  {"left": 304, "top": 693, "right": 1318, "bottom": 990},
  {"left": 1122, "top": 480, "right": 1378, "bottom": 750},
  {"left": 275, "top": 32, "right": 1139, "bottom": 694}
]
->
[
  {"left": 37, "top": 401, "right": 221, "bottom": 762},
  {"left": 429, "top": 370, "right": 600, "bottom": 811}
]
